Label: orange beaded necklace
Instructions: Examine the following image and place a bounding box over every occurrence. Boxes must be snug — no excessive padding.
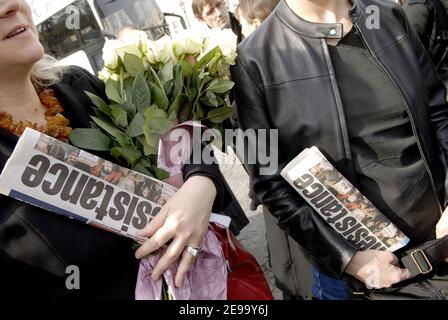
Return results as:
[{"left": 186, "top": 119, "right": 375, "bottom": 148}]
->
[{"left": 0, "top": 88, "right": 72, "bottom": 142}]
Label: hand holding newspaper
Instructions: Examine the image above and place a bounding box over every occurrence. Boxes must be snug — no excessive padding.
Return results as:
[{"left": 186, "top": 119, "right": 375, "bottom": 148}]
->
[{"left": 281, "top": 147, "right": 410, "bottom": 252}]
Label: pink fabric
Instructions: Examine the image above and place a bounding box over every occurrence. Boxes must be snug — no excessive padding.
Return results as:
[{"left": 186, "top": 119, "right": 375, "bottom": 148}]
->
[
  {"left": 157, "top": 121, "right": 204, "bottom": 188},
  {"left": 135, "top": 226, "right": 227, "bottom": 300},
  {"left": 135, "top": 121, "right": 228, "bottom": 300}
]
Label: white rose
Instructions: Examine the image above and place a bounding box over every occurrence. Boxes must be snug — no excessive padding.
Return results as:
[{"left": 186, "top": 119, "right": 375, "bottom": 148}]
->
[
  {"left": 98, "top": 68, "right": 111, "bottom": 81},
  {"left": 116, "top": 44, "right": 143, "bottom": 62},
  {"left": 172, "top": 32, "right": 203, "bottom": 57},
  {"left": 117, "top": 28, "right": 149, "bottom": 53},
  {"left": 102, "top": 39, "right": 123, "bottom": 70},
  {"left": 147, "top": 36, "right": 175, "bottom": 64},
  {"left": 118, "top": 29, "right": 148, "bottom": 45},
  {"left": 203, "top": 28, "right": 237, "bottom": 65}
]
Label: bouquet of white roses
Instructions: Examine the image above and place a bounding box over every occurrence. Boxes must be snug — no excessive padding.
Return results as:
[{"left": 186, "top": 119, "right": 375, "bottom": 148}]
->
[{"left": 69, "top": 29, "right": 238, "bottom": 179}]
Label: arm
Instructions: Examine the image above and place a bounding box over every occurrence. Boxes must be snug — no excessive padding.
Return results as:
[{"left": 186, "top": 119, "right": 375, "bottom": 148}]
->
[
  {"left": 402, "top": 1, "right": 431, "bottom": 41},
  {"left": 231, "top": 59, "right": 357, "bottom": 277},
  {"left": 404, "top": 6, "right": 448, "bottom": 203}
]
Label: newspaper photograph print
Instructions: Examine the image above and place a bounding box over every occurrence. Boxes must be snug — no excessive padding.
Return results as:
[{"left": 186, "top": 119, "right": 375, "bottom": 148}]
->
[
  {"left": 0, "top": 128, "right": 177, "bottom": 243},
  {"left": 281, "top": 147, "right": 410, "bottom": 252}
]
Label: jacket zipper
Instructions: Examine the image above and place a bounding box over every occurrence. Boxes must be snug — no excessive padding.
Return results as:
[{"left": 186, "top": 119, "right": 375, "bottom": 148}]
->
[{"left": 354, "top": 24, "right": 444, "bottom": 216}]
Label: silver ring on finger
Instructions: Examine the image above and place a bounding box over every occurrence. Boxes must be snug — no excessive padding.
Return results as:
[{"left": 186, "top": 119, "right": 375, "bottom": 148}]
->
[{"left": 185, "top": 245, "right": 201, "bottom": 258}]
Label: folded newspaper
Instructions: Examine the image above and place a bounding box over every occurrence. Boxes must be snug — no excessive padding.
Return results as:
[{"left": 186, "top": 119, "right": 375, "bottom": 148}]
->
[
  {"left": 0, "top": 128, "right": 182, "bottom": 243},
  {"left": 281, "top": 147, "right": 410, "bottom": 252}
]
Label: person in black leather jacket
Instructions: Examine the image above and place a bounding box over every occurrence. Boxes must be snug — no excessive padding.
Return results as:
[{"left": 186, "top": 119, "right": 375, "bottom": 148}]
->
[
  {"left": 0, "top": 0, "right": 246, "bottom": 299},
  {"left": 231, "top": 0, "right": 448, "bottom": 299}
]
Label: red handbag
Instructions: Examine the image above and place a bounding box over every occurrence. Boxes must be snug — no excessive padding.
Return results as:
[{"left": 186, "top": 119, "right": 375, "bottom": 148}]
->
[{"left": 211, "top": 223, "right": 274, "bottom": 300}]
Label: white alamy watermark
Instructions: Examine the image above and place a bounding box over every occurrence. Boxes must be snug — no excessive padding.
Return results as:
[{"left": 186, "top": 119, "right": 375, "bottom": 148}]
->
[
  {"left": 163, "top": 126, "right": 279, "bottom": 176},
  {"left": 65, "top": 265, "right": 80, "bottom": 290}
]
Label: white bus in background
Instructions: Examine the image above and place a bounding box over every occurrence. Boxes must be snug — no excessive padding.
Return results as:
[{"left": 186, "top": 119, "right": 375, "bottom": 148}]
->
[{"left": 34, "top": 0, "right": 187, "bottom": 74}]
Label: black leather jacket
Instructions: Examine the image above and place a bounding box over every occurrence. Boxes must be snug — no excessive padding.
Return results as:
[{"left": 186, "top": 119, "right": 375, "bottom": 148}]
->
[
  {"left": 403, "top": 0, "right": 448, "bottom": 71},
  {"left": 231, "top": 0, "right": 448, "bottom": 277}
]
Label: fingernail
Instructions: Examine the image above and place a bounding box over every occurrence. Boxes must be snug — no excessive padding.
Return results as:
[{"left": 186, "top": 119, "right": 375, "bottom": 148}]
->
[{"left": 135, "top": 252, "right": 141, "bottom": 259}]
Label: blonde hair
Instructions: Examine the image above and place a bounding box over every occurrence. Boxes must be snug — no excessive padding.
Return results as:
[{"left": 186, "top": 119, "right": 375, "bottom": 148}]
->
[{"left": 31, "top": 54, "right": 64, "bottom": 89}]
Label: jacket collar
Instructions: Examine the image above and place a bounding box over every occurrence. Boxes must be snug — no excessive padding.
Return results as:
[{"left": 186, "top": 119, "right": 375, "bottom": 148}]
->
[{"left": 275, "top": 0, "right": 362, "bottom": 39}]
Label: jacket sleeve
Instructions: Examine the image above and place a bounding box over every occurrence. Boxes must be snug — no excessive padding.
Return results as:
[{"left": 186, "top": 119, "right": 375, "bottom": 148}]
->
[
  {"left": 231, "top": 60, "right": 357, "bottom": 277},
  {"left": 402, "top": 1, "right": 431, "bottom": 40},
  {"left": 405, "top": 10, "right": 448, "bottom": 165},
  {"left": 182, "top": 141, "right": 231, "bottom": 213}
]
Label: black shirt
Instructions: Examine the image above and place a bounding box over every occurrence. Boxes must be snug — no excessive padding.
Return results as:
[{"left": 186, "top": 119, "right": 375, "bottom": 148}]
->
[{"left": 328, "top": 28, "right": 440, "bottom": 241}]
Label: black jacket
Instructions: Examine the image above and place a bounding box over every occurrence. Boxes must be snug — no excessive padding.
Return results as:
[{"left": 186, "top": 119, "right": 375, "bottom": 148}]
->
[
  {"left": 231, "top": 0, "right": 448, "bottom": 277},
  {"left": 403, "top": 0, "right": 448, "bottom": 71},
  {"left": 0, "top": 66, "right": 247, "bottom": 299}
]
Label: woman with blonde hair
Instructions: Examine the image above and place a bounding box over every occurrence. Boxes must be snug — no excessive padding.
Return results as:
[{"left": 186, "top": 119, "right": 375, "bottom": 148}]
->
[{"left": 0, "top": 0, "right": 246, "bottom": 299}]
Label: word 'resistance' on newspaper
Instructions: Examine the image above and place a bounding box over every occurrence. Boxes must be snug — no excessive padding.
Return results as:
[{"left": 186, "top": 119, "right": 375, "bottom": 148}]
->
[
  {"left": 281, "top": 147, "right": 410, "bottom": 252},
  {"left": 0, "top": 128, "right": 180, "bottom": 243}
]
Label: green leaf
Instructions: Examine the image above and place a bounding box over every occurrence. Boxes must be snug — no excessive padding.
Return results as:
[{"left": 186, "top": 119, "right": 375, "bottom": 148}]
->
[
  {"left": 122, "top": 101, "right": 136, "bottom": 116},
  {"left": 144, "top": 105, "right": 168, "bottom": 119},
  {"left": 123, "top": 77, "right": 134, "bottom": 101},
  {"left": 110, "top": 105, "right": 128, "bottom": 128},
  {"left": 134, "top": 162, "right": 153, "bottom": 176},
  {"left": 191, "top": 73, "right": 200, "bottom": 95},
  {"left": 168, "top": 95, "right": 182, "bottom": 117},
  {"left": 123, "top": 53, "right": 144, "bottom": 77},
  {"left": 164, "top": 79, "right": 174, "bottom": 98},
  {"left": 195, "top": 104, "right": 205, "bottom": 118},
  {"left": 159, "top": 61, "right": 174, "bottom": 85},
  {"left": 116, "top": 45, "right": 141, "bottom": 61},
  {"left": 181, "top": 60, "right": 193, "bottom": 78},
  {"left": 126, "top": 113, "right": 145, "bottom": 137},
  {"left": 84, "top": 91, "right": 109, "bottom": 109},
  {"left": 145, "top": 116, "right": 173, "bottom": 136},
  {"left": 207, "top": 79, "right": 235, "bottom": 94},
  {"left": 172, "top": 65, "right": 183, "bottom": 99},
  {"left": 91, "top": 116, "right": 122, "bottom": 137},
  {"left": 168, "top": 110, "right": 178, "bottom": 122},
  {"left": 148, "top": 167, "right": 170, "bottom": 180},
  {"left": 132, "top": 72, "right": 152, "bottom": 112},
  {"left": 180, "top": 103, "right": 192, "bottom": 123},
  {"left": 105, "top": 79, "right": 122, "bottom": 103},
  {"left": 110, "top": 147, "right": 142, "bottom": 167},
  {"left": 206, "top": 91, "right": 218, "bottom": 107},
  {"left": 138, "top": 136, "right": 158, "bottom": 156},
  {"left": 195, "top": 46, "right": 220, "bottom": 71},
  {"left": 69, "top": 129, "right": 111, "bottom": 151},
  {"left": 149, "top": 82, "right": 169, "bottom": 110},
  {"left": 207, "top": 106, "right": 235, "bottom": 124},
  {"left": 142, "top": 129, "right": 160, "bottom": 155},
  {"left": 116, "top": 132, "right": 132, "bottom": 147}
]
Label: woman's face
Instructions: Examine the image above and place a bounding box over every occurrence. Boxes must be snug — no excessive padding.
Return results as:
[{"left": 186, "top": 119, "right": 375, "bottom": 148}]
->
[{"left": 0, "top": 0, "right": 44, "bottom": 70}]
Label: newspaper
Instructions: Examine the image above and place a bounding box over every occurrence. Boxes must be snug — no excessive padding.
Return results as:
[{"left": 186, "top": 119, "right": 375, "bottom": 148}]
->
[
  {"left": 0, "top": 128, "right": 179, "bottom": 243},
  {"left": 281, "top": 147, "right": 410, "bottom": 252}
]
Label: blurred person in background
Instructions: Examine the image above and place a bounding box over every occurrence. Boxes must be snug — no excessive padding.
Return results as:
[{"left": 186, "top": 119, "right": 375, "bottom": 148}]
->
[
  {"left": 235, "top": 0, "right": 279, "bottom": 38},
  {"left": 192, "top": 0, "right": 243, "bottom": 42}
]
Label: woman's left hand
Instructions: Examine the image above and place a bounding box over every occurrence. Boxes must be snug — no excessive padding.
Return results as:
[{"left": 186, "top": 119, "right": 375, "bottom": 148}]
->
[
  {"left": 436, "top": 207, "right": 448, "bottom": 263},
  {"left": 135, "top": 175, "right": 217, "bottom": 287}
]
